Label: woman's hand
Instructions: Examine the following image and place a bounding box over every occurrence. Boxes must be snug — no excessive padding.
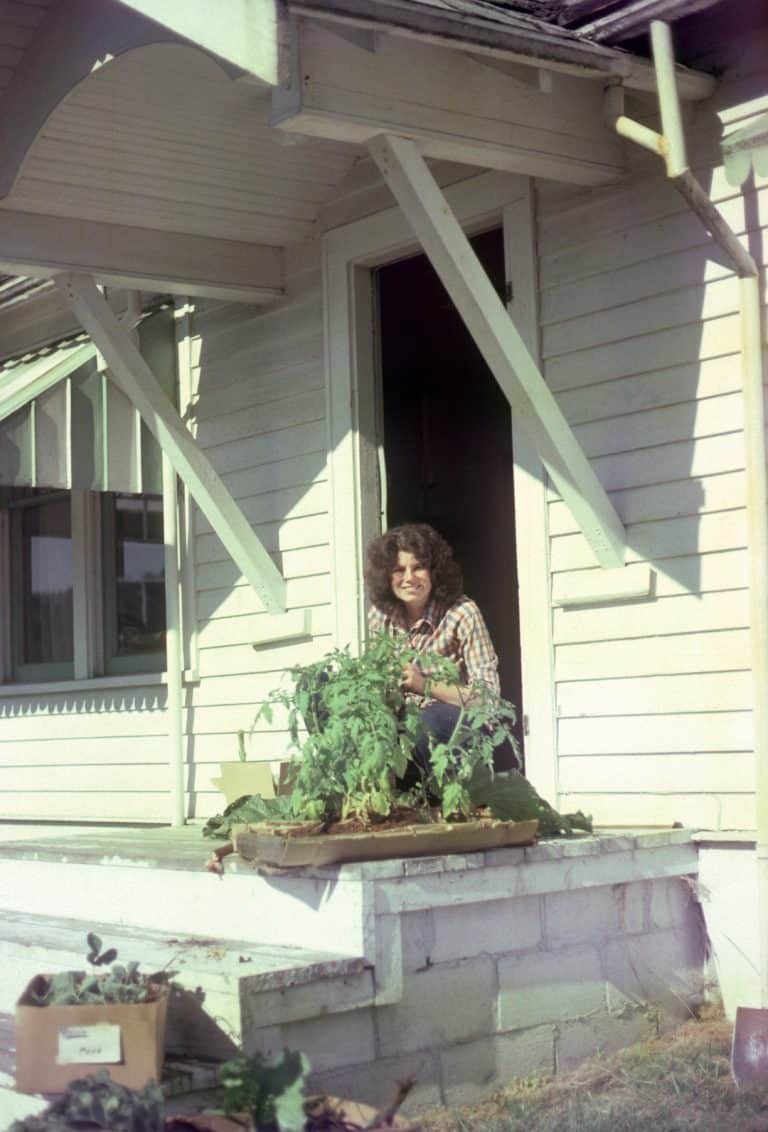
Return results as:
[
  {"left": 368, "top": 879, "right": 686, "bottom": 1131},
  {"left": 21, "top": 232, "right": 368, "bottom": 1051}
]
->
[{"left": 401, "top": 661, "right": 426, "bottom": 695}]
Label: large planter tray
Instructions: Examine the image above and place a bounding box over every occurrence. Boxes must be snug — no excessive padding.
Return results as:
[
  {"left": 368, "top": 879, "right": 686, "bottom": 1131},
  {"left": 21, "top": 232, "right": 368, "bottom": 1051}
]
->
[
  {"left": 15, "top": 978, "right": 168, "bottom": 1094},
  {"left": 235, "top": 817, "right": 539, "bottom": 868}
]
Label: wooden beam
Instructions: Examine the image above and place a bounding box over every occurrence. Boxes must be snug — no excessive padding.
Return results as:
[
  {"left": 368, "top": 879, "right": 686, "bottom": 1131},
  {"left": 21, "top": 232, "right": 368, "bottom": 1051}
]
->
[
  {"left": 114, "top": 0, "right": 288, "bottom": 85},
  {"left": 272, "top": 19, "right": 625, "bottom": 186},
  {"left": 57, "top": 274, "right": 288, "bottom": 613},
  {"left": 0, "top": 210, "right": 284, "bottom": 304},
  {"left": 368, "top": 133, "right": 626, "bottom": 569},
  {"left": 0, "top": 343, "right": 96, "bottom": 425}
]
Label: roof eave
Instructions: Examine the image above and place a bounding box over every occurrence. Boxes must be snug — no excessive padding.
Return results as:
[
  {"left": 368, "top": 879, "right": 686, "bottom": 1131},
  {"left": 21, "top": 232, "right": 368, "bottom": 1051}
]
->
[{"left": 288, "top": 0, "right": 716, "bottom": 99}]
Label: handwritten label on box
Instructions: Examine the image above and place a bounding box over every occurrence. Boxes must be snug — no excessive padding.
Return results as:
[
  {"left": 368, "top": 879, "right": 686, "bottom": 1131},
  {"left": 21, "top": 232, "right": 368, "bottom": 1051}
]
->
[{"left": 56, "top": 1024, "right": 122, "bottom": 1065}]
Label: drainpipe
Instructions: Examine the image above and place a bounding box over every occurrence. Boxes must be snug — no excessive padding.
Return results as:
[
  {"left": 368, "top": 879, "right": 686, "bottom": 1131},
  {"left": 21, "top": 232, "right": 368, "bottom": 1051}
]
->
[
  {"left": 606, "top": 20, "right": 767, "bottom": 1005},
  {"left": 162, "top": 453, "right": 186, "bottom": 828}
]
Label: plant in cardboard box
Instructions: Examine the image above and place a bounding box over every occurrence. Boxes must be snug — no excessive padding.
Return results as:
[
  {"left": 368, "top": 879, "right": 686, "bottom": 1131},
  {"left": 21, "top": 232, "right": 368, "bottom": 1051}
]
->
[
  {"left": 15, "top": 933, "right": 170, "bottom": 1095},
  {"left": 203, "top": 634, "right": 591, "bottom": 867}
]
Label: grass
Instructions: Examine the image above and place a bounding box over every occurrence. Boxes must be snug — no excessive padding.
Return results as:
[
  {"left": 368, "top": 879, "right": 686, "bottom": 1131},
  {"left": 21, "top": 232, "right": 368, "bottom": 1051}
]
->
[{"left": 419, "top": 1011, "right": 768, "bottom": 1132}]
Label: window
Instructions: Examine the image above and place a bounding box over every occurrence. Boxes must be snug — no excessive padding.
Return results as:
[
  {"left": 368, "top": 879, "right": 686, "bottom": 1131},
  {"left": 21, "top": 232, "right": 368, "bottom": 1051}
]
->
[
  {"left": 1, "top": 485, "right": 166, "bottom": 684},
  {"left": 102, "top": 493, "right": 166, "bottom": 675}
]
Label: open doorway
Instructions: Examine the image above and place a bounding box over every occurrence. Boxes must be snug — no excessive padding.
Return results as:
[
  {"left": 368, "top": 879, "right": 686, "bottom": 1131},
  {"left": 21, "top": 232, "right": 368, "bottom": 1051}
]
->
[{"left": 376, "top": 228, "right": 524, "bottom": 765}]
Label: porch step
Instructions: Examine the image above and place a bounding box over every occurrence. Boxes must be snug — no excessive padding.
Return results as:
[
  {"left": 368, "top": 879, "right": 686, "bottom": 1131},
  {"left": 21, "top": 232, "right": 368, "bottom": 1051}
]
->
[
  {"left": 0, "top": 827, "right": 368, "bottom": 957},
  {"left": 0, "top": 911, "right": 372, "bottom": 1061}
]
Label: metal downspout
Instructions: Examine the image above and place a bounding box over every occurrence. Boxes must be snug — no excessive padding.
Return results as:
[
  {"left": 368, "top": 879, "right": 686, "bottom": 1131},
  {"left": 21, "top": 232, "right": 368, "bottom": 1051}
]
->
[
  {"left": 608, "top": 20, "right": 767, "bottom": 1005},
  {"left": 162, "top": 453, "right": 186, "bottom": 828}
]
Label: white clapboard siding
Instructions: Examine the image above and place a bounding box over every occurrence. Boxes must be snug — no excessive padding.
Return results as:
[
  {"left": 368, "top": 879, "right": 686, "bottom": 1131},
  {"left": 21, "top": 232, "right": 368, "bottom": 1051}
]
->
[
  {"left": 197, "top": 421, "right": 326, "bottom": 477},
  {"left": 196, "top": 637, "right": 334, "bottom": 681},
  {"left": 553, "top": 589, "right": 749, "bottom": 645},
  {"left": 0, "top": 734, "right": 171, "bottom": 767},
  {"left": 0, "top": 706, "right": 169, "bottom": 743},
  {"left": 0, "top": 763, "right": 178, "bottom": 794},
  {"left": 558, "top": 792, "right": 725, "bottom": 830},
  {"left": 195, "top": 513, "right": 330, "bottom": 566},
  {"left": 559, "top": 712, "right": 752, "bottom": 756},
  {"left": 548, "top": 471, "right": 746, "bottom": 534},
  {"left": 545, "top": 312, "right": 742, "bottom": 393},
  {"left": 539, "top": 186, "right": 768, "bottom": 290},
  {"left": 197, "top": 572, "right": 332, "bottom": 621},
  {"left": 543, "top": 274, "right": 744, "bottom": 359},
  {"left": 553, "top": 354, "right": 742, "bottom": 426},
  {"left": 193, "top": 482, "right": 329, "bottom": 536},
  {"left": 196, "top": 389, "right": 325, "bottom": 449},
  {"left": 197, "top": 603, "right": 333, "bottom": 650},
  {"left": 195, "top": 544, "right": 331, "bottom": 592},
  {"left": 571, "top": 390, "right": 743, "bottom": 460},
  {"left": 0, "top": 792, "right": 173, "bottom": 822},
  {"left": 538, "top": 48, "right": 767, "bottom": 831},
  {"left": 587, "top": 431, "right": 745, "bottom": 494},
  {"left": 219, "top": 454, "right": 328, "bottom": 504},
  {"left": 551, "top": 510, "right": 748, "bottom": 573},
  {"left": 557, "top": 671, "right": 751, "bottom": 717},
  {"left": 194, "top": 360, "right": 323, "bottom": 421},
  {"left": 558, "top": 752, "right": 755, "bottom": 794},
  {"left": 555, "top": 628, "right": 750, "bottom": 682},
  {"left": 553, "top": 548, "right": 749, "bottom": 602}
]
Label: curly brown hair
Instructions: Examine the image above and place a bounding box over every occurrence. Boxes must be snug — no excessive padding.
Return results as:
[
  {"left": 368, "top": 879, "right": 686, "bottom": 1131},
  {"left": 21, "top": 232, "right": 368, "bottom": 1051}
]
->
[{"left": 365, "top": 523, "right": 463, "bottom": 618}]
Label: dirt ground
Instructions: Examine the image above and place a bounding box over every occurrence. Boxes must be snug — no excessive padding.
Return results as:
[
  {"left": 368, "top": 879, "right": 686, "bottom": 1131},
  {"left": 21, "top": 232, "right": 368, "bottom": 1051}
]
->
[{"left": 419, "top": 1011, "right": 768, "bottom": 1132}]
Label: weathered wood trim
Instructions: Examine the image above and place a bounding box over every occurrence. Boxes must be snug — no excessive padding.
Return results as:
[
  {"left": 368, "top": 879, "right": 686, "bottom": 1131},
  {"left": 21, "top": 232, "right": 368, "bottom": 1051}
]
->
[
  {"left": 273, "top": 20, "right": 625, "bottom": 186},
  {"left": 0, "top": 210, "right": 284, "bottom": 304},
  {"left": 57, "top": 274, "right": 289, "bottom": 615},
  {"left": 504, "top": 185, "right": 558, "bottom": 804},
  {"left": 368, "top": 132, "right": 627, "bottom": 569}
]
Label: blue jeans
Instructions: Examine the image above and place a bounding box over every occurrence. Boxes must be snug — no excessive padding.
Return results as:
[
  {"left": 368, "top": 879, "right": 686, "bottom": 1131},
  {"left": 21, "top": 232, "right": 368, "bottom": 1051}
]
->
[{"left": 399, "top": 702, "right": 463, "bottom": 792}]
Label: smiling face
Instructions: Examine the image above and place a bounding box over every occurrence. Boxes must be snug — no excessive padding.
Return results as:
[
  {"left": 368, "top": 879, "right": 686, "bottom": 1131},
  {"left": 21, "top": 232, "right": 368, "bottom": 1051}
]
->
[{"left": 390, "top": 550, "right": 432, "bottom": 621}]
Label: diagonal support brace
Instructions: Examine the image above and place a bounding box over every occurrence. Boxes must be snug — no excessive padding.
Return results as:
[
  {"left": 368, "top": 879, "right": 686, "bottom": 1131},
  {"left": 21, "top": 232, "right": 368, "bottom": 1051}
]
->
[
  {"left": 57, "top": 273, "right": 287, "bottom": 613},
  {"left": 368, "top": 133, "right": 626, "bottom": 568}
]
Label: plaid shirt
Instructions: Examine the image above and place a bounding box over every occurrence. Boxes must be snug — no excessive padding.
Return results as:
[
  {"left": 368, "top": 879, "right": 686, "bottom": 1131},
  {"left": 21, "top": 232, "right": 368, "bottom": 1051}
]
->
[{"left": 368, "top": 596, "right": 500, "bottom": 706}]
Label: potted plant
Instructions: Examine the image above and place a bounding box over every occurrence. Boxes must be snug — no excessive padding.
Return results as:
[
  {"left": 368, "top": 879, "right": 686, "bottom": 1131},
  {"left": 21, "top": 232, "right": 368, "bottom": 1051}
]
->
[
  {"left": 15, "top": 934, "right": 170, "bottom": 1095},
  {"left": 203, "top": 634, "right": 590, "bottom": 867},
  {"left": 210, "top": 729, "right": 277, "bottom": 807}
]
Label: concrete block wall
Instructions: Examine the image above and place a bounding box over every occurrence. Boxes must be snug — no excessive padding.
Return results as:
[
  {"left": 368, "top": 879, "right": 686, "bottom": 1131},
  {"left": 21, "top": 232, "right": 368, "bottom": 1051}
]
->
[{"left": 241, "top": 831, "right": 710, "bottom": 1110}]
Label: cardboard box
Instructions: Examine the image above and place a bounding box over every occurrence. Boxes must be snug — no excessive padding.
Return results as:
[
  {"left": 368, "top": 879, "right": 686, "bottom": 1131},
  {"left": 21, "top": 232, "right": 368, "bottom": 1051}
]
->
[
  {"left": 15, "top": 977, "right": 168, "bottom": 1095},
  {"left": 236, "top": 817, "right": 539, "bottom": 868}
]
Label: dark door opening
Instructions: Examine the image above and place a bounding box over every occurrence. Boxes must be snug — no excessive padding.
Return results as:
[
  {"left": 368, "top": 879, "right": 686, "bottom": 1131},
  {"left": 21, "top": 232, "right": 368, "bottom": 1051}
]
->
[{"left": 376, "top": 228, "right": 523, "bottom": 765}]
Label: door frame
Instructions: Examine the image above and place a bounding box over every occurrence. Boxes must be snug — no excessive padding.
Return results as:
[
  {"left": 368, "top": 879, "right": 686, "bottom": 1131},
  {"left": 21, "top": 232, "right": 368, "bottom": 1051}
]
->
[{"left": 322, "top": 170, "right": 558, "bottom": 800}]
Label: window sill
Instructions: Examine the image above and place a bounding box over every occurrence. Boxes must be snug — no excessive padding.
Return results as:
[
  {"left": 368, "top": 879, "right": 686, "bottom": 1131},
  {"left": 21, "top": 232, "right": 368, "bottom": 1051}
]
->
[{"left": 0, "top": 669, "right": 200, "bottom": 698}]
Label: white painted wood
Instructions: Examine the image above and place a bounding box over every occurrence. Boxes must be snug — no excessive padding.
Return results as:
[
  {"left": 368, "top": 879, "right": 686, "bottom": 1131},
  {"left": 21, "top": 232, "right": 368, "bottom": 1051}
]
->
[
  {"left": 553, "top": 589, "right": 749, "bottom": 645},
  {"left": 555, "top": 549, "right": 749, "bottom": 604},
  {"left": 368, "top": 132, "right": 626, "bottom": 569},
  {"left": 114, "top": 0, "right": 287, "bottom": 85},
  {"left": 551, "top": 510, "right": 748, "bottom": 574},
  {"left": 273, "top": 21, "right": 625, "bottom": 186},
  {"left": 0, "top": 208, "right": 285, "bottom": 302},
  {"left": 250, "top": 608, "right": 312, "bottom": 645},
  {"left": 556, "top": 629, "right": 750, "bottom": 682},
  {"left": 549, "top": 471, "right": 747, "bottom": 536},
  {"left": 0, "top": 343, "right": 96, "bottom": 424},
  {"left": 557, "top": 671, "right": 752, "bottom": 718},
  {"left": 559, "top": 711, "right": 753, "bottom": 757},
  {"left": 558, "top": 752, "right": 755, "bottom": 795},
  {"left": 58, "top": 273, "right": 288, "bottom": 614},
  {"left": 554, "top": 564, "right": 654, "bottom": 607},
  {"left": 504, "top": 186, "right": 557, "bottom": 803}
]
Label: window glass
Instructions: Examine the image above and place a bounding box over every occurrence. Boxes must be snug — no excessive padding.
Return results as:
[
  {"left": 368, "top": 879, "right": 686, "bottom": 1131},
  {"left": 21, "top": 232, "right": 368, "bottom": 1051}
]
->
[
  {"left": 107, "top": 493, "right": 166, "bottom": 663},
  {"left": 12, "top": 491, "right": 74, "bottom": 673}
]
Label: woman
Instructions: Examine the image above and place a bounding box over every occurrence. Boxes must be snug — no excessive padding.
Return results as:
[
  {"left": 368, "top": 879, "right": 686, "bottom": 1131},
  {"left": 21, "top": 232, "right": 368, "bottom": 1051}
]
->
[{"left": 365, "top": 523, "right": 501, "bottom": 781}]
